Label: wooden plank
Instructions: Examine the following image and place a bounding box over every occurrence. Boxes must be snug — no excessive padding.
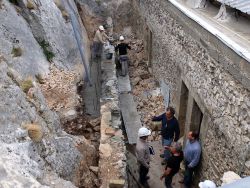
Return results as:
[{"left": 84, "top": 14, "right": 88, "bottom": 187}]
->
[{"left": 119, "top": 93, "right": 142, "bottom": 144}]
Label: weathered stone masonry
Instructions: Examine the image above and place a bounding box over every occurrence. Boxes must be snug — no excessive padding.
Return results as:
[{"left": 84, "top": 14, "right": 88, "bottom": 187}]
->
[{"left": 131, "top": 0, "right": 250, "bottom": 183}]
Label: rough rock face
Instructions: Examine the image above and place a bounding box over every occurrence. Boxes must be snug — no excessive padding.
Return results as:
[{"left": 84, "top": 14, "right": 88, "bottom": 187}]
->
[
  {"left": 0, "top": 0, "right": 49, "bottom": 78},
  {"left": 0, "top": 60, "right": 81, "bottom": 187},
  {"left": 0, "top": 0, "right": 94, "bottom": 187},
  {"left": 24, "top": 0, "right": 90, "bottom": 69},
  {"left": 132, "top": 0, "right": 250, "bottom": 183}
]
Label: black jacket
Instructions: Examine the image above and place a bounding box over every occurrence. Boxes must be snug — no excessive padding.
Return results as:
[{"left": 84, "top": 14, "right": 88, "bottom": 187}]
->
[
  {"left": 152, "top": 113, "right": 180, "bottom": 141},
  {"left": 115, "top": 43, "right": 131, "bottom": 55}
]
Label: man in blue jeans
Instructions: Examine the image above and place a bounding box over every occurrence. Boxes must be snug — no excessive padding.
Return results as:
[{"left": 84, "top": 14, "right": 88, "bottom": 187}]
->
[
  {"left": 152, "top": 107, "right": 180, "bottom": 165},
  {"left": 183, "top": 131, "right": 201, "bottom": 188}
]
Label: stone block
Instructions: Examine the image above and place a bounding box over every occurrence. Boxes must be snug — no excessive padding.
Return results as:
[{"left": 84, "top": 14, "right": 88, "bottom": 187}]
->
[
  {"left": 105, "top": 127, "right": 116, "bottom": 136},
  {"left": 109, "top": 179, "right": 125, "bottom": 188}
]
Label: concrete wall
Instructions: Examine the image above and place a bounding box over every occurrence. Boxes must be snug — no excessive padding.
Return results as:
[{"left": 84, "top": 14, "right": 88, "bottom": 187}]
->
[{"left": 131, "top": 0, "right": 250, "bottom": 183}]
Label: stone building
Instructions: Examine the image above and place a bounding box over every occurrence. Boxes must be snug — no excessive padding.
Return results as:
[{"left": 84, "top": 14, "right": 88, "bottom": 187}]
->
[{"left": 131, "top": 0, "right": 250, "bottom": 183}]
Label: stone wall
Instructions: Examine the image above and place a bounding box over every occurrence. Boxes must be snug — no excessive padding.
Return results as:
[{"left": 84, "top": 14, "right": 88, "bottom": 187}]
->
[{"left": 131, "top": 0, "right": 250, "bottom": 183}]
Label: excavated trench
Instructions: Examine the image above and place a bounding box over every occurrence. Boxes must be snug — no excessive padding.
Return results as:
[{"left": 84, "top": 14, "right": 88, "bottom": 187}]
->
[{"left": 47, "top": 1, "right": 170, "bottom": 187}]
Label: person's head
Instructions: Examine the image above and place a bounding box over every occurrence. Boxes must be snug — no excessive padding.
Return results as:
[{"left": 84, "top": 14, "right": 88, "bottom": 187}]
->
[
  {"left": 166, "top": 106, "right": 175, "bottom": 119},
  {"left": 188, "top": 131, "right": 199, "bottom": 141},
  {"left": 199, "top": 180, "right": 216, "bottom": 188},
  {"left": 99, "top": 25, "right": 104, "bottom": 32},
  {"left": 169, "top": 142, "right": 182, "bottom": 154},
  {"left": 138, "top": 127, "right": 151, "bottom": 140},
  {"left": 119, "top": 35, "right": 125, "bottom": 41}
]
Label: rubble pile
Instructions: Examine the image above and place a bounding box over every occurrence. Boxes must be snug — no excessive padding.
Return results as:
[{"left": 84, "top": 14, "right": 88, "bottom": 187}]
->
[
  {"left": 40, "top": 64, "right": 80, "bottom": 112},
  {"left": 128, "top": 38, "right": 165, "bottom": 128},
  {"left": 39, "top": 64, "right": 100, "bottom": 187},
  {"left": 40, "top": 64, "right": 101, "bottom": 148}
]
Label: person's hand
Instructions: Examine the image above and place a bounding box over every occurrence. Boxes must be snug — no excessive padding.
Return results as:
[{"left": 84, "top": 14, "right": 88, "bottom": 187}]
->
[
  {"left": 164, "top": 146, "right": 170, "bottom": 149},
  {"left": 160, "top": 175, "right": 164, "bottom": 181}
]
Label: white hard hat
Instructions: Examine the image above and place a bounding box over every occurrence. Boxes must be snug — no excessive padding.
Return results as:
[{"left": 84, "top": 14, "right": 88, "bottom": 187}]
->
[
  {"left": 99, "top": 25, "right": 104, "bottom": 31},
  {"left": 119, "top": 36, "right": 124, "bottom": 41},
  {"left": 138, "top": 127, "right": 151, "bottom": 137},
  {"left": 199, "top": 180, "right": 216, "bottom": 188}
]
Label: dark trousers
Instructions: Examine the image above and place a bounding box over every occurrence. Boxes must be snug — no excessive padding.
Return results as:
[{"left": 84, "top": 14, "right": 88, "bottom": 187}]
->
[
  {"left": 92, "top": 42, "right": 103, "bottom": 59},
  {"left": 165, "top": 175, "right": 173, "bottom": 188},
  {"left": 139, "top": 164, "right": 149, "bottom": 187},
  {"left": 184, "top": 162, "right": 195, "bottom": 188}
]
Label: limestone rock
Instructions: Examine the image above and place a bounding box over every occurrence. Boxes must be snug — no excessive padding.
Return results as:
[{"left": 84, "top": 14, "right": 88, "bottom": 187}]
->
[
  {"left": 89, "top": 166, "right": 99, "bottom": 175},
  {"left": 18, "top": 0, "right": 90, "bottom": 69},
  {"left": 0, "top": 0, "right": 49, "bottom": 78},
  {"left": 132, "top": 77, "right": 141, "bottom": 86},
  {"left": 64, "top": 109, "right": 77, "bottom": 121},
  {"left": 105, "top": 127, "right": 116, "bottom": 136},
  {"left": 221, "top": 171, "right": 241, "bottom": 186},
  {"left": 88, "top": 118, "right": 101, "bottom": 128},
  {"left": 99, "top": 143, "right": 113, "bottom": 158}
]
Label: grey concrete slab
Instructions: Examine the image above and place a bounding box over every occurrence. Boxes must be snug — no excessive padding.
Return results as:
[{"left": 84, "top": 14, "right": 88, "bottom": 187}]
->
[
  {"left": 84, "top": 58, "right": 101, "bottom": 117},
  {"left": 118, "top": 75, "right": 131, "bottom": 93},
  {"left": 120, "top": 93, "right": 142, "bottom": 144}
]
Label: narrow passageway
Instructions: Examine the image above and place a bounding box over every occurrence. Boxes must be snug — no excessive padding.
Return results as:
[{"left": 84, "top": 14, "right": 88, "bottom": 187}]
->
[{"left": 117, "top": 34, "right": 185, "bottom": 188}]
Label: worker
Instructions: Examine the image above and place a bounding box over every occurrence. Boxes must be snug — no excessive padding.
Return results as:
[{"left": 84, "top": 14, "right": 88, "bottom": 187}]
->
[
  {"left": 199, "top": 180, "right": 217, "bottom": 188},
  {"left": 152, "top": 106, "right": 180, "bottom": 165},
  {"left": 136, "top": 127, "right": 151, "bottom": 188},
  {"left": 160, "top": 142, "right": 183, "bottom": 188},
  {"left": 92, "top": 25, "right": 109, "bottom": 59},
  {"left": 115, "top": 36, "right": 131, "bottom": 76},
  {"left": 182, "top": 131, "right": 202, "bottom": 188}
]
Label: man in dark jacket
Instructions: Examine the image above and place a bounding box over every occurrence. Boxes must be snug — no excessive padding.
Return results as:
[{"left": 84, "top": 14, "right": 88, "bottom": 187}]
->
[
  {"left": 152, "top": 107, "right": 180, "bottom": 164},
  {"left": 161, "top": 142, "right": 183, "bottom": 188},
  {"left": 115, "top": 36, "right": 131, "bottom": 75}
]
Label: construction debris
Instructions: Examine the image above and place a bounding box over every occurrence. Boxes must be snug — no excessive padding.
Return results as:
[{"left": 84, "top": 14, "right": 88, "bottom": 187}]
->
[{"left": 127, "top": 37, "right": 165, "bottom": 131}]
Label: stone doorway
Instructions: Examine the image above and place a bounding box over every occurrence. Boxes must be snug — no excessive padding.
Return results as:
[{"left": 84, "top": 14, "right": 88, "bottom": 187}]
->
[{"left": 190, "top": 100, "right": 203, "bottom": 135}]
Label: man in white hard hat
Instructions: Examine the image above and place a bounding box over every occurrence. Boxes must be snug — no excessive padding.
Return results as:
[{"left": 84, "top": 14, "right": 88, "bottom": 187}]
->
[
  {"left": 115, "top": 35, "right": 131, "bottom": 76},
  {"left": 136, "top": 127, "right": 151, "bottom": 188},
  {"left": 92, "top": 25, "right": 109, "bottom": 59},
  {"left": 199, "top": 180, "right": 217, "bottom": 188}
]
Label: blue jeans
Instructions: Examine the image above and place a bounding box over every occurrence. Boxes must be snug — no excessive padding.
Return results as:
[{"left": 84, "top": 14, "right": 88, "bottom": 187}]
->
[
  {"left": 162, "top": 138, "right": 172, "bottom": 161},
  {"left": 184, "top": 162, "right": 195, "bottom": 188}
]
